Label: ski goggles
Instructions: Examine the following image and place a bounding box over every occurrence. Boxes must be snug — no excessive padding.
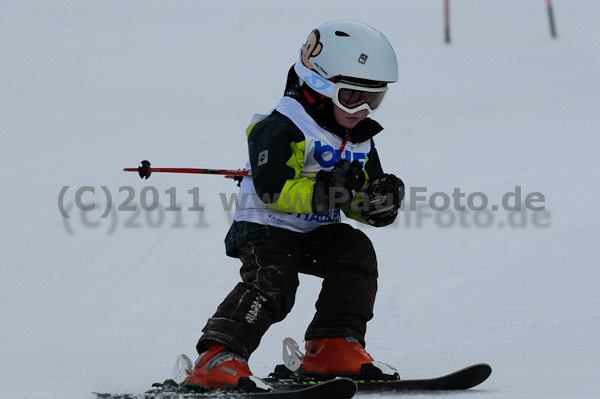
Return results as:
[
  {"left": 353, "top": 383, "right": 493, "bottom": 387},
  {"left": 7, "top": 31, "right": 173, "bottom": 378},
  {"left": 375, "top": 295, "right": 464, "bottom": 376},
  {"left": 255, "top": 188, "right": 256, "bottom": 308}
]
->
[
  {"left": 294, "top": 51, "right": 388, "bottom": 114},
  {"left": 332, "top": 82, "right": 388, "bottom": 114}
]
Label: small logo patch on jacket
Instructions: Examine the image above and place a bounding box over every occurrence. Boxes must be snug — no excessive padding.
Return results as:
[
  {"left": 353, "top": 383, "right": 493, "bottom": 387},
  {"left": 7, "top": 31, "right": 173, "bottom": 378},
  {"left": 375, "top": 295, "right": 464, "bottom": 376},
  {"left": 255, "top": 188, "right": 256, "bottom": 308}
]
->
[{"left": 258, "top": 150, "right": 269, "bottom": 166}]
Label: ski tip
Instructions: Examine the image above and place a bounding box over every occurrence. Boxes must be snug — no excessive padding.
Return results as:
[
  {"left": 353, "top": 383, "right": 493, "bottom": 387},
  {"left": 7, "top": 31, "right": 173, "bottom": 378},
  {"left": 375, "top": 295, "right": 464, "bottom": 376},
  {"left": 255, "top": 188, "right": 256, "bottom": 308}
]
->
[
  {"left": 457, "top": 363, "right": 492, "bottom": 389},
  {"left": 479, "top": 363, "right": 492, "bottom": 379},
  {"left": 471, "top": 363, "right": 492, "bottom": 377}
]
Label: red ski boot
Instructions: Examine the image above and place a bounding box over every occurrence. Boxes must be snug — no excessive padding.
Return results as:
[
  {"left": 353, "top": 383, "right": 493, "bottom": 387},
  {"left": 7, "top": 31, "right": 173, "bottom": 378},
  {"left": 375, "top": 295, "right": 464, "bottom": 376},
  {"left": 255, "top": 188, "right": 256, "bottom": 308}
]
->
[
  {"left": 183, "top": 343, "right": 269, "bottom": 391},
  {"left": 299, "top": 337, "right": 399, "bottom": 380}
]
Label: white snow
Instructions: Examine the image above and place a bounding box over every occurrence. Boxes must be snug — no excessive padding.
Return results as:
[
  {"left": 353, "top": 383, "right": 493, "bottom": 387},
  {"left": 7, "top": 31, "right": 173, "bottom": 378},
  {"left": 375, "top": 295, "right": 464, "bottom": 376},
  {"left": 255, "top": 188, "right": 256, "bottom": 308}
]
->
[{"left": 1, "top": 1, "right": 599, "bottom": 398}]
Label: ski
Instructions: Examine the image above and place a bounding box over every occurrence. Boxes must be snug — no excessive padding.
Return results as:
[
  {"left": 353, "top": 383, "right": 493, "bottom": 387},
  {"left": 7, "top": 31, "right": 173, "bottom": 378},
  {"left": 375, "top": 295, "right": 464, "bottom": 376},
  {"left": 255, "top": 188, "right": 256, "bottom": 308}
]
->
[
  {"left": 269, "top": 363, "right": 492, "bottom": 392},
  {"left": 355, "top": 363, "right": 491, "bottom": 391},
  {"left": 94, "top": 377, "right": 357, "bottom": 399}
]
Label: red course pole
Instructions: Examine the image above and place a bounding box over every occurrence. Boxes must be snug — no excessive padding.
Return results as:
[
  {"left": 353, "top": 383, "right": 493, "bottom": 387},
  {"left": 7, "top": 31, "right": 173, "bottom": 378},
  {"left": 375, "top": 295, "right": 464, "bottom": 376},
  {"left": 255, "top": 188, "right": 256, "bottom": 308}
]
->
[
  {"left": 444, "top": 0, "right": 451, "bottom": 44},
  {"left": 546, "top": 0, "right": 558, "bottom": 38}
]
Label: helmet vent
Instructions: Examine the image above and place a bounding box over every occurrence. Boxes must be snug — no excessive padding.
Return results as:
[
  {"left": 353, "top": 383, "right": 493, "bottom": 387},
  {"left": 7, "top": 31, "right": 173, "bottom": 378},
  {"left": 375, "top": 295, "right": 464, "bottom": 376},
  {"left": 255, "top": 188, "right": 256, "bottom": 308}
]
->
[{"left": 335, "top": 31, "right": 350, "bottom": 37}]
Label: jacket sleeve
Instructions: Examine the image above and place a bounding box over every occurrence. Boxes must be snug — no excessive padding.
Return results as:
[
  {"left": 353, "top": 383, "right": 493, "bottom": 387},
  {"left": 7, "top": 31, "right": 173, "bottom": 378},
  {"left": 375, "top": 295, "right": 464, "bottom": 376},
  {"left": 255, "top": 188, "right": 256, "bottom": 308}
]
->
[
  {"left": 342, "top": 138, "right": 385, "bottom": 223},
  {"left": 247, "top": 111, "right": 316, "bottom": 214}
]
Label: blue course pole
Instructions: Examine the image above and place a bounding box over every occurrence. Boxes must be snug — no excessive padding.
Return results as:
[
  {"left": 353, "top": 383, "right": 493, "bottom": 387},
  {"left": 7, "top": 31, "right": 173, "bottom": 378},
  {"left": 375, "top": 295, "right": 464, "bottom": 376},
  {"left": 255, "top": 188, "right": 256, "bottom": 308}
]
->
[
  {"left": 546, "top": 0, "right": 558, "bottom": 38},
  {"left": 444, "top": 0, "right": 451, "bottom": 43}
]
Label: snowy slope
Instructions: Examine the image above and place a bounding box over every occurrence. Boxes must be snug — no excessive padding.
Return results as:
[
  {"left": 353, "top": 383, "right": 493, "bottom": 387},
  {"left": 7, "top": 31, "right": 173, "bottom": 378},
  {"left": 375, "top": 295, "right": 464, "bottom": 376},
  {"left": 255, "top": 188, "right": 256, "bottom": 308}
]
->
[{"left": 1, "top": 1, "right": 599, "bottom": 398}]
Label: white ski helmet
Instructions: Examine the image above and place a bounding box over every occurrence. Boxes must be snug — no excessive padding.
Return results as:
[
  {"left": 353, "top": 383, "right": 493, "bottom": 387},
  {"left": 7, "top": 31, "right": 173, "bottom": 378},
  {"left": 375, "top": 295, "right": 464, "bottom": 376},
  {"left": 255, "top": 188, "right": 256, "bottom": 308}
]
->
[
  {"left": 297, "top": 20, "right": 398, "bottom": 84},
  {"left": 294, "top": 20, "right": 398, "bottom": 114}
]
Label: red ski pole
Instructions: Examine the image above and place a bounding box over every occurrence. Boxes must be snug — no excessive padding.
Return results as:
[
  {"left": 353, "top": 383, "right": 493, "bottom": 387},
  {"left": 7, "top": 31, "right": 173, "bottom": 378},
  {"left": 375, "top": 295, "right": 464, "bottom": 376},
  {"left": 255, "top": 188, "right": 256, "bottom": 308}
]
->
[
  {"left": 124, "top": 160, "right": 316, "bottom": 180},
  {"left": 124, "top": 160, "right": 250, "bottom": 180}
]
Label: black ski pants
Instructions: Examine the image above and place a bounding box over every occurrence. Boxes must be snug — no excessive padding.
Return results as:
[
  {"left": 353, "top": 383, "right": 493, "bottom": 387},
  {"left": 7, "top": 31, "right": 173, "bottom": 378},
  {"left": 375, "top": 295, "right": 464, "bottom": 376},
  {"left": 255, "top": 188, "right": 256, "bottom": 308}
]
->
[{"left": 197, "top": 223, "right": 378, "bottom": 359}]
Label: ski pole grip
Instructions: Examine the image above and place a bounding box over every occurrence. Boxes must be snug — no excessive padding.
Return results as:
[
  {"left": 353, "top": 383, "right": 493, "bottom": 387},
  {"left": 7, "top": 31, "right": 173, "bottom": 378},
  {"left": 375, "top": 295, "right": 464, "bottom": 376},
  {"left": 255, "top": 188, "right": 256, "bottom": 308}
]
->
[{"left": 138, "top": 160, "right": 152, "bottom": 179}]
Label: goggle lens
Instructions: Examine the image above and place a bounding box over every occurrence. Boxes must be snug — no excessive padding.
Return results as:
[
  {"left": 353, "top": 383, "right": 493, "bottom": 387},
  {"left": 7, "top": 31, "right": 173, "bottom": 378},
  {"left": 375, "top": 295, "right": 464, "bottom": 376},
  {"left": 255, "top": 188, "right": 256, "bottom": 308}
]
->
[{"left": 338, "top": 88, "right": 386, "bottom": 110}]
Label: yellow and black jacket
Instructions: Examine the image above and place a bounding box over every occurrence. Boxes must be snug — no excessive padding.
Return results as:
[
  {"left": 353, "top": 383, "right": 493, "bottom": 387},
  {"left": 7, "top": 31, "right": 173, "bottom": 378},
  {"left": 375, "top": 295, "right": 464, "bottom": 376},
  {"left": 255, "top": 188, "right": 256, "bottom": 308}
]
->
[{"left": 225, "top": 71, "right": 388, "bottom": 256}]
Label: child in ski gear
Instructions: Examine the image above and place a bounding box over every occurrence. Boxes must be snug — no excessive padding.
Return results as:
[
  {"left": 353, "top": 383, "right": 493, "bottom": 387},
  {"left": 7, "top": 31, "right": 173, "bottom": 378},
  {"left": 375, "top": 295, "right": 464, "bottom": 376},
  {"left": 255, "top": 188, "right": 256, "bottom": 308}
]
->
[{"left": 185, "top": 20, "right": 405, "bottom": 390}]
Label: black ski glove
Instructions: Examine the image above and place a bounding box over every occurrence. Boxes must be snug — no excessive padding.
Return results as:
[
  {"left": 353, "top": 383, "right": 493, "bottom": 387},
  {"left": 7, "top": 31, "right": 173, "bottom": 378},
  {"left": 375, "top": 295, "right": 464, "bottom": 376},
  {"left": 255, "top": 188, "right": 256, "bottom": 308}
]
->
[
  {"left": 313, "top": 160, "right": 366, "bottom": 216},
  {"left": 362, "top": 174, "right": 405, "bottom": 227}
]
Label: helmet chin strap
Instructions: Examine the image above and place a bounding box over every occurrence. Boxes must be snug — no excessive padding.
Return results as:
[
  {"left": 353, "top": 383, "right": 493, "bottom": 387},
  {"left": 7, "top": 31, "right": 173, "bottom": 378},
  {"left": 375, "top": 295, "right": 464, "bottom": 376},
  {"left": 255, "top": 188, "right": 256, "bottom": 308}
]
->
[{"left": 300, "top": 85, "right": 342, "bottom": 135}]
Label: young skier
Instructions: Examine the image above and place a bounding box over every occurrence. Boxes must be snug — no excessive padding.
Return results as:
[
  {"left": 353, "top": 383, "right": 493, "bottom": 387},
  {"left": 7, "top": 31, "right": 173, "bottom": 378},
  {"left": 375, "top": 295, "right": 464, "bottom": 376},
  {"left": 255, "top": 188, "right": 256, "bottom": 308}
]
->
[{"left": 184, "top": 20, "right": 405, "bottom": 390}]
